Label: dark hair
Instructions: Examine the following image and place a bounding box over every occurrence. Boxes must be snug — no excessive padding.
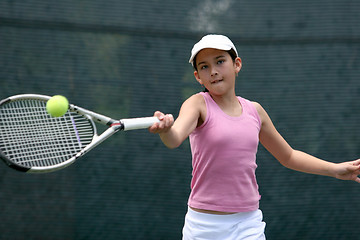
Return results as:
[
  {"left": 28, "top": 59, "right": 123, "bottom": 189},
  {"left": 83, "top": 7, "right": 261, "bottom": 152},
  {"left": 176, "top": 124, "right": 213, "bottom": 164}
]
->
[{"left": 192, "top": 49, "right": 238, "bottom": 92}]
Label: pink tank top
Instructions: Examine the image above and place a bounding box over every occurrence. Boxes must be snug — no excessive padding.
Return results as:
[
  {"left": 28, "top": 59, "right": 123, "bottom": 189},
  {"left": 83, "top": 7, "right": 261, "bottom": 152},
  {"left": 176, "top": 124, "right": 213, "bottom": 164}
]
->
[{"left": 188, "top": 92, "right": 261, "bottom": 212}]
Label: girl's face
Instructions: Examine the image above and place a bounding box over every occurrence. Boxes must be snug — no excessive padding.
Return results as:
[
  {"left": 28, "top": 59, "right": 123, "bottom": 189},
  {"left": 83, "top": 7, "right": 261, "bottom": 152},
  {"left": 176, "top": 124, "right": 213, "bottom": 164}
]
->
[{"left": 194, "top": 48, "right": 241, "bottom": 96}]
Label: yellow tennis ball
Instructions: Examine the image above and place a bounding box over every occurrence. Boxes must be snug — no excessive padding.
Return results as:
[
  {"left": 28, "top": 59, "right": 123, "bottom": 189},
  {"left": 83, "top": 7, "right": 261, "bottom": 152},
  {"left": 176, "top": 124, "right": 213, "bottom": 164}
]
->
[{"left": 46, "top": 95, "right": 69, "bottom": 117}]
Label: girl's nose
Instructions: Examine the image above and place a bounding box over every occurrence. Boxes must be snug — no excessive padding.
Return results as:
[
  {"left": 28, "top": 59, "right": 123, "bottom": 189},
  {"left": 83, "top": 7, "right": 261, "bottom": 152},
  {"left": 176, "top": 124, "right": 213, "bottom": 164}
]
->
[{"left": 210, "top": 67, "right": 218, "bottom": 76}]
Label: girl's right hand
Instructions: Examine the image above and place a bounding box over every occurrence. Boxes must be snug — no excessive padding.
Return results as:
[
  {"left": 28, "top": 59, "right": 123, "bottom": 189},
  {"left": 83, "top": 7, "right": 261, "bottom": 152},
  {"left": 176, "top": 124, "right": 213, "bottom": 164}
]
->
[{"left": 148, "top": 111, "right": 174, "bottom": 134}]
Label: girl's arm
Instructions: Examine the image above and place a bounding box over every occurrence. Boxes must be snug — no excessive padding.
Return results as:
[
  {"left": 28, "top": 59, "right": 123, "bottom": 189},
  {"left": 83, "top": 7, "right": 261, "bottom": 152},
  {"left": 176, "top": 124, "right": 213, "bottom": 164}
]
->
[
  {"left": 149, "top": 94, "right": 204, "bottom": 149},
  {"left": 255, "top": 102, "right": 360, "bottom": 183}
]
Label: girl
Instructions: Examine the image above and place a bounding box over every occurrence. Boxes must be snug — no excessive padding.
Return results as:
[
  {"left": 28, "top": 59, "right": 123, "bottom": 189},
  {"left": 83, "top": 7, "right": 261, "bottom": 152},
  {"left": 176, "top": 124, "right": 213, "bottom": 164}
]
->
[{"left": 149, "top": 34, "right": 360, "bottom": 240}]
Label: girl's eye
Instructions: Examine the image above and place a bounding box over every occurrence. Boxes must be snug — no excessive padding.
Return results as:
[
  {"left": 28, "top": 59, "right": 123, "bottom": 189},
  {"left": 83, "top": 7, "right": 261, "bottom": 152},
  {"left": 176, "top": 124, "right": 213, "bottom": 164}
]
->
[
  {"left": 217, "top": 60, "right": 225, "bottom": 64},
  {"left": 200, "top": 65, "right": 208, "bottom": 70}
]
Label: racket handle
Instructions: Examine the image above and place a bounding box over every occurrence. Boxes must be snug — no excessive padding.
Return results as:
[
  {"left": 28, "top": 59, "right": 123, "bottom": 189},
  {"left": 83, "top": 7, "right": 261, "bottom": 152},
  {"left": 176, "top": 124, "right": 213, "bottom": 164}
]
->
[{"left": 121, "top": 116, "right": 160, "bottom": 131}]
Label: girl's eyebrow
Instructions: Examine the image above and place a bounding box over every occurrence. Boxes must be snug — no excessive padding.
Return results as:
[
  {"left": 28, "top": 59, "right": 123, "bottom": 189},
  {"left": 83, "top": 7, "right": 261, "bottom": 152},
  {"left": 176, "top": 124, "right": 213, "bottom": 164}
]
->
[{"left": 197, "top": 55, "right": 226, "bottom": 67}]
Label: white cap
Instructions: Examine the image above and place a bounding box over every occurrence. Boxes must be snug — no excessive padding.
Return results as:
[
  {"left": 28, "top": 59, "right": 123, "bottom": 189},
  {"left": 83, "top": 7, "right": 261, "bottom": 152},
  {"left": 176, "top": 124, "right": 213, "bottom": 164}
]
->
[{"left": 189, "top": 34, "right": 238, "bottom": 66}]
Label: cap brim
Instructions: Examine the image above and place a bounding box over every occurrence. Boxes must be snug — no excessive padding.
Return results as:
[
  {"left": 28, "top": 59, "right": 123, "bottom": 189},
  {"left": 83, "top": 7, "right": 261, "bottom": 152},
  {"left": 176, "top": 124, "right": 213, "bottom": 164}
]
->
[{"left": 189, "top": 45, "right": 232, "bottom": 65}]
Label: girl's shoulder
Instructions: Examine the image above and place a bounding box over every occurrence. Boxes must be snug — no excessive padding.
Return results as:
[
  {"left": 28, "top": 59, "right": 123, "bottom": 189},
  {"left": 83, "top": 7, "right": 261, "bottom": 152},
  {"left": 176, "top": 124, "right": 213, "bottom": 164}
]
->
[
  {"left": 250, "top": 101, "right": 262, "bottom": 111},
  {"left": 237, "top": 97, "right": 263, "bottom": 126},
  {"left": 236, "top": 96, "right": 262, "bottom": 114},
  {"left": 185, "top": 92, "right": 206, "bottom": 105},
  {"left": 248, "top": 101, "right": 269, "bottom": 128},
  {"left": 180, "top": 92, "right": 206, "bottom": 116},
  {"left": 249, "top": 101, "right": 264, "bottom": 115},
  {"left": 183, "top": 93, "right": 207, "bottom": 126}
]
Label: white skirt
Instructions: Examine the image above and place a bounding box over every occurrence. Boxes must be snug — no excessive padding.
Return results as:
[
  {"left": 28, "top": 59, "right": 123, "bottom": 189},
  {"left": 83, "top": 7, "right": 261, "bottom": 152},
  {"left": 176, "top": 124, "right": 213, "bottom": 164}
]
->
[{"left": 182, "top": 207, "right": 266, "bottom": 240}]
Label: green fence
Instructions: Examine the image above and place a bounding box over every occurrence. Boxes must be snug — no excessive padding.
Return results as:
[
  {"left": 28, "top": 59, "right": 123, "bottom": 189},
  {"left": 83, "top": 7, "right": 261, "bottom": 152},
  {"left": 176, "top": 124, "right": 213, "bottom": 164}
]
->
[{"left": 1, "top": 1, "right": 359, "bottom": 239}]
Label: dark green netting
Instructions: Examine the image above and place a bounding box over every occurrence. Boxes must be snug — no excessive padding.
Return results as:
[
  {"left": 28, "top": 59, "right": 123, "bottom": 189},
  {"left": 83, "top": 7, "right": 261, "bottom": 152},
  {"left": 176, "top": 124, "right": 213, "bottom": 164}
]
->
[{"left": 0, "top": 1, "right": 359, "bottom": 239}]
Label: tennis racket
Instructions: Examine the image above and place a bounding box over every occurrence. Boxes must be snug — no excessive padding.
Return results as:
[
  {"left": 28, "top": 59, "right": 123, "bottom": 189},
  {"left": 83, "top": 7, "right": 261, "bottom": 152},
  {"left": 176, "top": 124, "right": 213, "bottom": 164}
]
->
[{"left": 0, "top": 94, "right": 160, "bottom": 173}]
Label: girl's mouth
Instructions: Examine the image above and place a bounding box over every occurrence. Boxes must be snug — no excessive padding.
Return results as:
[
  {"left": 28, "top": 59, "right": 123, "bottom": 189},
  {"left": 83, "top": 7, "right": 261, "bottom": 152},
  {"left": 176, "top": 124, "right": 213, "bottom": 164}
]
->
[{"left": 211, "top": 79, "right": 223, "bottom": 84}]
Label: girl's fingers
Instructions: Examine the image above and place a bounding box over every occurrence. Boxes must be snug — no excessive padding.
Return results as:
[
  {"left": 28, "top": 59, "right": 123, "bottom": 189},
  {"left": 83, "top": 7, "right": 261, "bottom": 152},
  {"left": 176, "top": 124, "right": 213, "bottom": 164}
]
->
[{"left": 149, "top": 112, "right": 174, "bottom": 133}]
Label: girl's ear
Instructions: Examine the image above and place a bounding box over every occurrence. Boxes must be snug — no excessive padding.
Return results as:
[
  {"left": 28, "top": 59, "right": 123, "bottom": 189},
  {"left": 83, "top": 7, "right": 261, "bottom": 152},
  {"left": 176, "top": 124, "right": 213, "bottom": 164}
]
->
[
  {"left": 235, "top": 57, "right": 242, "bottom": 73},
  {"left": 194, "top": 71, "right": 203, "bottom": 85}
]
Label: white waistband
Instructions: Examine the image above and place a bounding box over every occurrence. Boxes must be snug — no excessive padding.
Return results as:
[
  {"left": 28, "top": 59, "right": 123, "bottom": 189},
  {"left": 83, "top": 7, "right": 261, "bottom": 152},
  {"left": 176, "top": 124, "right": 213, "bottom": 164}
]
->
[{"left": 186, "top": 207, "right": 262, "bottom": 224}]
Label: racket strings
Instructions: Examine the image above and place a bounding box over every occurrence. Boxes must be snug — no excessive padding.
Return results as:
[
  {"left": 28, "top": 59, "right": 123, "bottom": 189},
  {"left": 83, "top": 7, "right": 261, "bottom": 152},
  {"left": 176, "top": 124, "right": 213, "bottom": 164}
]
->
[{"left": 0, "top": 99, "right": 94, "bottom": 168}]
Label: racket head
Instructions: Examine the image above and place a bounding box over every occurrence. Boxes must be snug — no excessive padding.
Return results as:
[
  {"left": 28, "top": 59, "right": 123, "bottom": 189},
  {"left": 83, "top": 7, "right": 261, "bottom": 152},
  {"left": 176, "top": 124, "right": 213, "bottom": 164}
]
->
[{"left": 0, "top": 94, "right": 96, "bottom": 173}]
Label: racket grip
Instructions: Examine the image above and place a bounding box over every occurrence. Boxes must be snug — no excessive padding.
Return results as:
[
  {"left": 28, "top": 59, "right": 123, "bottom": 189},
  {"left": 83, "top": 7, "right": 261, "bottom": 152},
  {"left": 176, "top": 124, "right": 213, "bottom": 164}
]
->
[{"left": 121, "top": 116, "right": 160, "bottom": 131}]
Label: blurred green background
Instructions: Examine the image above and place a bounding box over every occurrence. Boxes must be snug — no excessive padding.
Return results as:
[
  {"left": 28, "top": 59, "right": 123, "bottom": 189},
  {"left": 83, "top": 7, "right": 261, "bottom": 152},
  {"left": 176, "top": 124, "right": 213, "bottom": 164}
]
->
[{"left": 0, "top": 1, "right": 359, "bottom": 239}]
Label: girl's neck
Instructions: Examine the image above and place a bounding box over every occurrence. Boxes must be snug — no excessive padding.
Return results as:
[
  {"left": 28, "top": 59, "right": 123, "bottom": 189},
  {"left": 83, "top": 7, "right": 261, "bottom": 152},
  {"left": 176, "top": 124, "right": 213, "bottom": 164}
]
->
[
  {"left": 208, "top": 91, "right": 242, "bottom": 117},
  {"left": 208, "top": 90, "right": 237, "bottom": 105}
]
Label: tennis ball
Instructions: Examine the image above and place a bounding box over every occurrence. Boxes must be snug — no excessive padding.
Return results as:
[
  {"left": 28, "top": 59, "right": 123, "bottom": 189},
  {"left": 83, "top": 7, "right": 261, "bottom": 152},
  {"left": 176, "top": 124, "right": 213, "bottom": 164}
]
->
[{"left": 46, "top": 95, "right": 69, "bottom": 117}]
